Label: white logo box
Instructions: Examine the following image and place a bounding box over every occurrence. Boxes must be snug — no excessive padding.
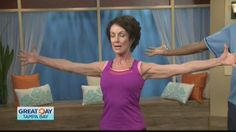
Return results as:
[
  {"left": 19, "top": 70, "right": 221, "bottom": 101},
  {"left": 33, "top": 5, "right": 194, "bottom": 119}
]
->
[{"left": 17, "top": 106, "right": 54, "bottom": 120}]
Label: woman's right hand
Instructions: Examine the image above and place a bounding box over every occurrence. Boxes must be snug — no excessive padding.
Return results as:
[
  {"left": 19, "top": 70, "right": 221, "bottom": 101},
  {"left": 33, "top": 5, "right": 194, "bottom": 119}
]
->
[
  {"left": 18, "top": 48, "right": 38, "bottom": 65},
  {"left": 145, "top": 44, "right": 168, "bottom": 56}
]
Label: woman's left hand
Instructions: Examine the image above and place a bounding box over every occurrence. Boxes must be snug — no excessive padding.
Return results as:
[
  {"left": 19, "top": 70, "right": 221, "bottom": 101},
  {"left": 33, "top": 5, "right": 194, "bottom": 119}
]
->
[{"left": 219, "top": 44, "right": 236, "bottom": 67}]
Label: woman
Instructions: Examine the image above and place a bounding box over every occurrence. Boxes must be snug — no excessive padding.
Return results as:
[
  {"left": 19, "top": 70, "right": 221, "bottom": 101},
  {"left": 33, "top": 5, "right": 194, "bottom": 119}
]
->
[{"left": 19, "top": 15, "right": 236, "bottom": 130}]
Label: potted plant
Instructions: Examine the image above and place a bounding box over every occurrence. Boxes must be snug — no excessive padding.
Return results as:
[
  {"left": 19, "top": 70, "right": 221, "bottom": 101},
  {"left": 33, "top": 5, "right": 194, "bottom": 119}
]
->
[{"left": 0, "top": 39, "right": 14, "bottom": 104}]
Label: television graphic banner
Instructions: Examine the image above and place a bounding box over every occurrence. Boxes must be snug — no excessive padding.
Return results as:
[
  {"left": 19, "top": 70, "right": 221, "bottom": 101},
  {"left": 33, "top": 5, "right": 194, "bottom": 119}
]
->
[{"left": 17, "top": 107, "right": 54, "bottom": 120}]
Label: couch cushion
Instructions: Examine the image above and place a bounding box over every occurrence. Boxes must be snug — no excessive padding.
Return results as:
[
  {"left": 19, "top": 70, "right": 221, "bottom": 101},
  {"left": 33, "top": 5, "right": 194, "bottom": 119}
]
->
[
  {"left": 12, "top": 73, "right": 40, "bottom": 106},
  {"left": 182, "top": 72, "right": 208, "bottom": 103}
]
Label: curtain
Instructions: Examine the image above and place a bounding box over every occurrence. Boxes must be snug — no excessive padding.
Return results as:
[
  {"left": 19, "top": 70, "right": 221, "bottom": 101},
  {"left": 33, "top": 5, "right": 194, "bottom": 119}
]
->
[
  {"left": 34, "top": 11, "right": 99, "bottom": 101},
  {"left": 152, "top": 9, "right": 172, "bottom": 63},
  {"left": 152, "top": 7, "right": 210, "bottom": 82},
  {"left": 0, "top": 13, "right": 19, "bottom": 104},
  {"left": 174, "top": 8, "right": 210, "bottom": 64},
  {"left": 174, "top": 8, "right": 210, "bottom": 81},
  {"left": 22, "top": 12, "right": 48, "bottom": 74}
]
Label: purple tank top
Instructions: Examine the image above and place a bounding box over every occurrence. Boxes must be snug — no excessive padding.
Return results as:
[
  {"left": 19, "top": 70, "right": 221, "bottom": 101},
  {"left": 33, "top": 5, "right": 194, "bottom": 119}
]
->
[{"left": 99, "top": 60, "right": 146, "bottom": 130}]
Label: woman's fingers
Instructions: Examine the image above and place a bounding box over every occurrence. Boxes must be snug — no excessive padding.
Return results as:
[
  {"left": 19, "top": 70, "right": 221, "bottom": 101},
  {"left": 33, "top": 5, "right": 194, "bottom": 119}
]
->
[{"left": 224, "top": 44, "right": 229, "bottom": 54}]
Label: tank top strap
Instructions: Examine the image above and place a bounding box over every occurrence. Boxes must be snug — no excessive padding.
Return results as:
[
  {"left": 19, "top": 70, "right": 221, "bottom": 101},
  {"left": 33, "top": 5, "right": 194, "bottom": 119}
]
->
[
  {"left": 131, "top": 59, "right": 140, "bottom": 72},
  {"left": 103, "top": 60, "right": 113, "bottom": 72}
]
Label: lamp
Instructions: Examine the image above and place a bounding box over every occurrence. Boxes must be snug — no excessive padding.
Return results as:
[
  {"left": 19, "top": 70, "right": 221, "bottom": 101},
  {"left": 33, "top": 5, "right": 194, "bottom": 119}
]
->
[{"left": 232, "top": 2, "right": 236, "bottom": 19}]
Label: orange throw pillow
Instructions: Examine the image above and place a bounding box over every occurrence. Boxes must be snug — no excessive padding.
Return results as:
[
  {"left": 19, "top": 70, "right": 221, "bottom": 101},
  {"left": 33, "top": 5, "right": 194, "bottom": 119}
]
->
[
  {"left": 12, "top": 73, "right": 40, "bottom": 106},
  {"left": 181, "top": 72, "right": 208, "bottom": 103}
]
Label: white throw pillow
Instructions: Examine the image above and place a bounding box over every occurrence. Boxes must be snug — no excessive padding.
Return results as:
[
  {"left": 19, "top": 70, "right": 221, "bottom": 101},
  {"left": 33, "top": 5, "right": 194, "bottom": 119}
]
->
[
  {"left": 81, "top": 85, "right": 103, "bottom": 106},
  {"left": 160, "top": 82, "right": 194, "bottom": 104},
  {"left": 14, "top": 84, "right": 53, "bottom": 106},
  {"left": 86, "top": 76, "right": 101, "bottom": 86}
]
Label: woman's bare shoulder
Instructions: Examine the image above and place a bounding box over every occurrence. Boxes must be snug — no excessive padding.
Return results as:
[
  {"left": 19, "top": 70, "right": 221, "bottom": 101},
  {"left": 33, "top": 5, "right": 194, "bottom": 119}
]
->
[{"left": 91, "top": 61, "right": 109, "bottom": 71}]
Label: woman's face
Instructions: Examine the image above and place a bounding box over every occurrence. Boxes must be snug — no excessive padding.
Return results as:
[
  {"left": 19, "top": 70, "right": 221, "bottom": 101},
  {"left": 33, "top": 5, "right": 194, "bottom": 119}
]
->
[{"left": 110, "top": 24, "right": 132, "bottom": 55}]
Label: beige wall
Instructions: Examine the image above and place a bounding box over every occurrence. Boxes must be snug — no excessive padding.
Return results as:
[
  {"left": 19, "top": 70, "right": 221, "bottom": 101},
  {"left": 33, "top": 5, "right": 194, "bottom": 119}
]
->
[
  {"left": 209, "top": 67, "right": 231, "bottom": 117},
  {"left": 210, "top": 0, "right": 225, "bottom": 34},
  {"left": 209, "top": 0, "right": 235, "bottom": 117}
]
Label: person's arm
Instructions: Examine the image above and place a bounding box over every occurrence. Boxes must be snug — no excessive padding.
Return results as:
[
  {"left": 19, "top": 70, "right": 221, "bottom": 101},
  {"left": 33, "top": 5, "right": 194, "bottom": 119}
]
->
[
  {"left": 18, "top": 49, "right": 104, "bottom": 77},
  {"left": 142, "top": 45, "right": 236, "bottom": 80},
  {"left": 145, "top": 40, "right": 208, "bottom": 56}
]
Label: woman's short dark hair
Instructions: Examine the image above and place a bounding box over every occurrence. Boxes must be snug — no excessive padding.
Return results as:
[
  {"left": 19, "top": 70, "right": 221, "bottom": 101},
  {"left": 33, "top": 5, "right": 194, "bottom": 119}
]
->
[{"left": 106, "top": 15, "right": 141, "bottom": 52}]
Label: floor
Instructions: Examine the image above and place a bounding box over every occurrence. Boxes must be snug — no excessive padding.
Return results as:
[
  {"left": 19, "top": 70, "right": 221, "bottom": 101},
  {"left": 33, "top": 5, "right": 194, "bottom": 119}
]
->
[{"left": 0, "top": 98, "right": 227, "bottom": 130}]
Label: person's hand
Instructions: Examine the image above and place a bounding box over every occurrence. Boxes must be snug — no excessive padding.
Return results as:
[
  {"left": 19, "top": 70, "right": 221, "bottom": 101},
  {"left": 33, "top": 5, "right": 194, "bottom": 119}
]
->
[
  {"left": 219, "top": 44, "right": 236, "bottom": 67},
  {"left": 145, "top": 44, "right": 168, "bottom": 56},
  {"left": 18, "top": 48, "right": 38, "bottom": 65}
]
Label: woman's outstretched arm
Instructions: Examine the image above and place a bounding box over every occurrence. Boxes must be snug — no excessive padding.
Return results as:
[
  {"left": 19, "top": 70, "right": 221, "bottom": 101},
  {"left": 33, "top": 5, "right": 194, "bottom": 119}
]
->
[
  {"left": 142, "top": 45, "right": 236, "bottom": 80},
  {"left": 18, "top": 48, "right": 105, "bottom": 77}
]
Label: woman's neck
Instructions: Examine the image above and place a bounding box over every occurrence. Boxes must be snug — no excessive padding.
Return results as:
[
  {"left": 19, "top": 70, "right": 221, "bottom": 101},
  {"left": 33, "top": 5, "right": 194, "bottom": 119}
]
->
[
  {"left": 112, "top": 54, "right": 134, "bottom": 70},
  {"left": 114, "top": 54, "right": 133, "bottom": 65}
]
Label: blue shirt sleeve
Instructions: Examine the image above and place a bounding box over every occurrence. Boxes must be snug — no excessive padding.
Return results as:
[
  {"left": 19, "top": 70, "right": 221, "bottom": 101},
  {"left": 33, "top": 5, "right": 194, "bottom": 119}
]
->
[{"left": 203, "top": 25, "right": 231, "bottom": 58}]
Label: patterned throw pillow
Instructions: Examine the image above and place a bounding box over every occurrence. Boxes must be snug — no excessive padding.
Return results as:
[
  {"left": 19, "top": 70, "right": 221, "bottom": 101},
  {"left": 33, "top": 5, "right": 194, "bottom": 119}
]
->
[
  {"left": 81, "top": 85, "right": 103, "bottom": 106},
  {"left": 161, "top": 82, "right": 194, "bottom": 104},
  {"left": 14, "top": 84, "right": 53, "bottom": 106}
]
